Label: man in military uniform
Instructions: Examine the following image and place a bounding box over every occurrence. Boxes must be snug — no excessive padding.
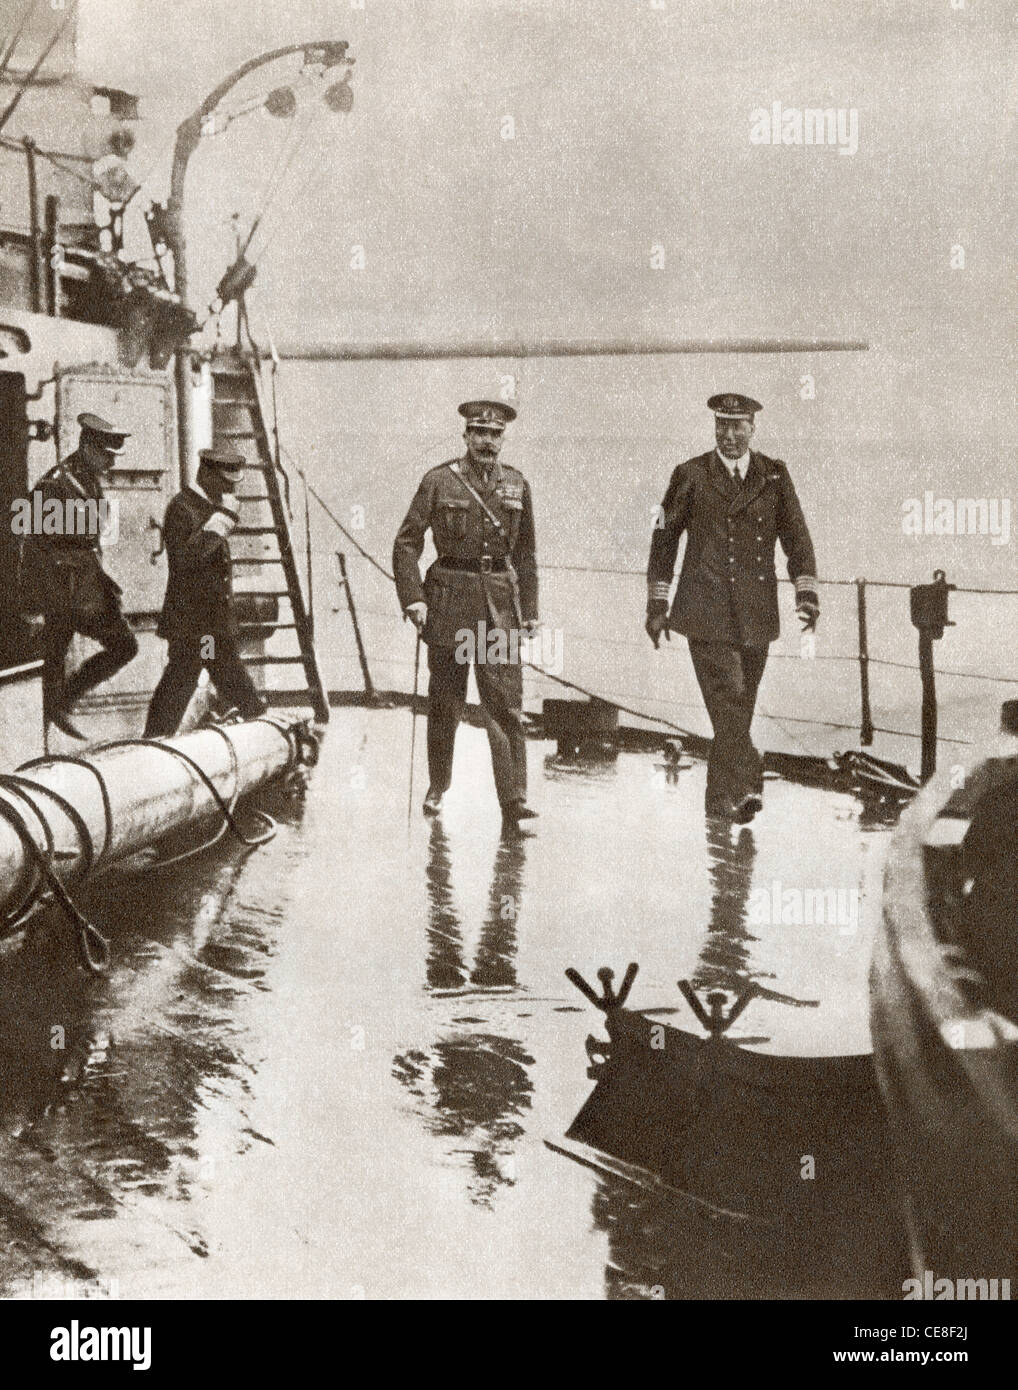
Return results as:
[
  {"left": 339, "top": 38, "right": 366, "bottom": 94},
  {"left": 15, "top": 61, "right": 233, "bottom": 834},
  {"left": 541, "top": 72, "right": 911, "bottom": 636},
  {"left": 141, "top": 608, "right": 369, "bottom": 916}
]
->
[
  {"left": 645, "top": 393, "right": 819, "bottom": 822},
  {"left": 393, "top": 400, "right": 539, "bottom": 824},
  {"left": 144, "top": 446, "right": 267, "bottom": 738},
  {"left": 21, "top": 412, "right": 139, "bottom": 739}
]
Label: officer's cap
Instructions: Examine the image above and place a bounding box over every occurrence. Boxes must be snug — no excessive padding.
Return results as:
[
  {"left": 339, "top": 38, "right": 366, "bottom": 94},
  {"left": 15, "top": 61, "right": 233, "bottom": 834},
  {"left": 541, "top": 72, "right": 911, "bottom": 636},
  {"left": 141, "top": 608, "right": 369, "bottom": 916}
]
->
[
  {"left": 78, "top": 411, "right": 130, "bottom": 455},
  {"left": 198, "top": 446, "right": 246, "bottom": 481},
  {"left": 708, "top": 393, "right": 762, "bottom": 420},
  {"left": 457, "top": 400, "right": 517, "bottom": 431}
]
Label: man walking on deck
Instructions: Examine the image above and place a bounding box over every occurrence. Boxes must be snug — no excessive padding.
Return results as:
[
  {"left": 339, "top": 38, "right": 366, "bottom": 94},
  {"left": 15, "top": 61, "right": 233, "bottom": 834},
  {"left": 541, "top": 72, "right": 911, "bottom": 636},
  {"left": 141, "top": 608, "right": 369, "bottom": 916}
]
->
[
  {"left": 20, "top": 412, "right": 139, "bottom": 739},
  {"left": 393, "top": 400, "right": 539, "bottom": 826},
  {"left": 144, "top": 446, "right": 267, "bottom": 738},
  {"left": 645, "top": 393, "right": 819, "bottom": 823}
]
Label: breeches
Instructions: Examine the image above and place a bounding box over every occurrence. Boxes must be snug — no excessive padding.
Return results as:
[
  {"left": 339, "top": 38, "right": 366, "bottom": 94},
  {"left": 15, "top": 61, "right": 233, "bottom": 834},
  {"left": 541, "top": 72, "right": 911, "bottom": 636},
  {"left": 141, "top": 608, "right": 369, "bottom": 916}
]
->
[
  {"left": 426, "top": 643, "right": 526, "bottom": 808},
  {"left": 43, "top": 604, "right": 138, "bottom": 712}
]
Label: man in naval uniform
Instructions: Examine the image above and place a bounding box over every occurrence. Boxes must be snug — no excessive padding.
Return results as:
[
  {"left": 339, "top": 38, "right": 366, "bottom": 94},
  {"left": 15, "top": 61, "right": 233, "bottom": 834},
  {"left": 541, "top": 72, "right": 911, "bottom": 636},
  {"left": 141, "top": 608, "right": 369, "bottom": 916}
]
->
[
  {"left": 144, "top": 446, "right": 267, "bottom": 738},
  {"left": 645, "top": 393, "right": 819, "bottom": 822},
  {"left": 393, "top": 400, "right": 539, "bottom": 825},
  {"left": 21, "top": 412, "right": 139, "bottom": 739}
]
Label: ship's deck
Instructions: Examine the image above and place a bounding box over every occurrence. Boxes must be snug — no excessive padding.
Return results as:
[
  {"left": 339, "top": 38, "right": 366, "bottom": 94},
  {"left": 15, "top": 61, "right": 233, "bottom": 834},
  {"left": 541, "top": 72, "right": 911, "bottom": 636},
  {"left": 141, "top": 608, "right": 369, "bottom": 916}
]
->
[{"left": 0, "top": 708, "right": 897, "bottom": 1299}]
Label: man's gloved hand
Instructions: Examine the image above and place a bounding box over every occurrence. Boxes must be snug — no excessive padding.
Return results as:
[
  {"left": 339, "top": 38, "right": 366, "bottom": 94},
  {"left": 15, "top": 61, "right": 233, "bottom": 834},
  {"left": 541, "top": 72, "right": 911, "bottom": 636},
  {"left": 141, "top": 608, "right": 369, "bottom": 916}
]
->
[
  {"left": 645, "top": 612, "right": 670, "bottom": 649},
  {"left": 405, "top": 601, "right": 427, "bottom": 633},
  {"left": 203, "top": 509, "right": 236, "bottom": 539},
  {"left": 797, "top": 598, "right": 820, "bottom": 634}
]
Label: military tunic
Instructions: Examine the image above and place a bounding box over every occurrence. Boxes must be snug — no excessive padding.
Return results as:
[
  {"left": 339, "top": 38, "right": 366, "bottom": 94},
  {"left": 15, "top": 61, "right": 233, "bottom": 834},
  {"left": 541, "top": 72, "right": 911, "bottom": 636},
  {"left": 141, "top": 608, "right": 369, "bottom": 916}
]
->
[
  {"left": 393, "top": 457, "right": 538, "bottom": 810},
  {"left": 144, "top": 487, "right": 264, "bottom": 737},
  {"left": 20, "top": 452, "right": 137, "bottom": 717},
  {"left": 647, "top": 449, "right": 818, "bottom": 812}
]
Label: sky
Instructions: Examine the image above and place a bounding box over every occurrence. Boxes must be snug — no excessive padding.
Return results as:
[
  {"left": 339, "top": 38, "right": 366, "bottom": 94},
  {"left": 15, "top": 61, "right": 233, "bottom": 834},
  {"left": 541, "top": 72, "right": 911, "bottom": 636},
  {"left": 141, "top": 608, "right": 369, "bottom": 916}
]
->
[
  {"left": 4, "top": 0, "right": 1016, "bottom": 757},
  {"left": 60, "top": 0, "right": 1014, "bottom": 357}
]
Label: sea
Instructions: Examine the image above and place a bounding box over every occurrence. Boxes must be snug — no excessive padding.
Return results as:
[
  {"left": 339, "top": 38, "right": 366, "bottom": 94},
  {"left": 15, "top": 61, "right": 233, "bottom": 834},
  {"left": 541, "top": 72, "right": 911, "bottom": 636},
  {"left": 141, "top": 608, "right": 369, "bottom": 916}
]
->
[{"left": 271, "top": 351, "right": 1018, "bottom": 772}]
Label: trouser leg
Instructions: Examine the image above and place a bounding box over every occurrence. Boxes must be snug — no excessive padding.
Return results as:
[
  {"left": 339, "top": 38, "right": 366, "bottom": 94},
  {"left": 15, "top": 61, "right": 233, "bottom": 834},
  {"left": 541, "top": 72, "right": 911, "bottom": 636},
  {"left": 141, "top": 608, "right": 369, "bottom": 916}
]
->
[
  {"left": 474, "top": 654, "right": 526, "bottom": 809},
  {"left": 740, "top": 645, "right": 768, "bottom": 796},
  {"left": 688, "top": 640, "right": 769, "bottom": 810},
  {"left": 42, "top": 617, "right": 74, "bottom": 718},
  {"left": 144, "top": 639, "right": 203, "bottom": 737},
  {"left": 62, "top": 606, "right": 139, "bottom": 706},
  {"left": 206, "top": 631, "right": 266, "bottom": 718},
  {"left": 426, "top": 644, "right": 468, "bottom": 796}
]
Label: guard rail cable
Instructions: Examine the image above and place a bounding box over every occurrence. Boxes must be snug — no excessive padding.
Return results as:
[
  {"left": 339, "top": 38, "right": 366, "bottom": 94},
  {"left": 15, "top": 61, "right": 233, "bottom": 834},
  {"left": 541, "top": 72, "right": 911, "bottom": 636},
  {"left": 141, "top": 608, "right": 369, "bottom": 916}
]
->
[{"left": 286, "top": 469, "right": 1015, "bottom": 755}]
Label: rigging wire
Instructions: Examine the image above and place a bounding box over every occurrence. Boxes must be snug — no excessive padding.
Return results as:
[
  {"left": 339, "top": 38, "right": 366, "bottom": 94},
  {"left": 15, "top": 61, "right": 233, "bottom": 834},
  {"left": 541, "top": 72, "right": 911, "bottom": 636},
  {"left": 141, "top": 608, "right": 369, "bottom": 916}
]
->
[
  {"left": 240, "top": 103, "right": 311, "bottom": 255},
  {"left": 0, "top": 0, "right": 77, "bottom": 138},
  {"left": 0, "top": 0, "right": 40, "bottom": 81},
  {"left": 244, "top": 102, "right": 331, "bottom": 263}
]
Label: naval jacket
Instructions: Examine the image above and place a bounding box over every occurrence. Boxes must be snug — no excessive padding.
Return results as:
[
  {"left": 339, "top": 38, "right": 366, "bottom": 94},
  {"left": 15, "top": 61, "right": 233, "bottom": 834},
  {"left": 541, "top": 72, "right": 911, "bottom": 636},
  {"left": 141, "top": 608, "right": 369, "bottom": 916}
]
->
[
  {"left": 646, "top": 449, "right": 818, "bottom": 647},
  {"left": 19, "top": 452, "right": 121, "bottom": 619},
  {"left": 393, "top": 457, "right": 538, "bottom": 647},
  {"left": 156, "top": 487, "right": 236, "bottom": 641}
]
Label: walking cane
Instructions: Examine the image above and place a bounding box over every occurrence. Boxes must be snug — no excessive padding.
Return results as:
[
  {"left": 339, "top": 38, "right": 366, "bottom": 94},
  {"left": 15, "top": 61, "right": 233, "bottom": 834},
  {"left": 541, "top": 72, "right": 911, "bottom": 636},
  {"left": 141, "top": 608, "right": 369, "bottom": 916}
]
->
[{"left": 407, "top": 628, "right": 422, "bottom": 828}]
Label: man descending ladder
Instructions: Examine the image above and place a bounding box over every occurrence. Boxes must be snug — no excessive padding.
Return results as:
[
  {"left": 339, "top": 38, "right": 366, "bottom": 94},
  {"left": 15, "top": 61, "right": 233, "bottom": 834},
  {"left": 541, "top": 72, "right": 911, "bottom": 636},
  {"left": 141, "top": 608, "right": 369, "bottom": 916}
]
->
[{"left": 145, "top": 446, "right": 267, "bottom": 737}]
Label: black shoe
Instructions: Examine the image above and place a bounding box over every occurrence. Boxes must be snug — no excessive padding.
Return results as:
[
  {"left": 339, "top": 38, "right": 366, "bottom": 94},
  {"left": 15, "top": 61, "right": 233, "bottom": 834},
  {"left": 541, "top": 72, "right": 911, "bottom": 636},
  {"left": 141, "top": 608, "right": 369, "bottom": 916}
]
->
[
  {"left": 422, "top": 788, "right": 443, "bottom": 816},
  {"left": 503, "top": 800, "right": 538, "bottom": 822},
  {"left": 733, "top": 793, "right": 763, "bottom": 825},
  {"left": 49, "top": 709, "right": 86, "bottom": 741}
]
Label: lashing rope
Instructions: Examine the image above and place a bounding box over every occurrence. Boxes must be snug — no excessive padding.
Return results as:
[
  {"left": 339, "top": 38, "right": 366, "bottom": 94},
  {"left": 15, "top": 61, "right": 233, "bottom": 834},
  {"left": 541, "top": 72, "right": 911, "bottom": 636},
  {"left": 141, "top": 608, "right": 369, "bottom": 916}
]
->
[
  {"left": 0, "top": 721, "right": 303, "bottom": 971},
  {"left": 0, "top": 775, "right": 110, "bottom": 975}
]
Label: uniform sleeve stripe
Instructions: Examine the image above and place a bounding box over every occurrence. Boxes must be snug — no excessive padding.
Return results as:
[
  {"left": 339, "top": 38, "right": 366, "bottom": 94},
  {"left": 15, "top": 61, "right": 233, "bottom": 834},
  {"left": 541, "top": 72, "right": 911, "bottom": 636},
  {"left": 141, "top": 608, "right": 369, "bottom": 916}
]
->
[
  {"left": 794, "top": 575, "right": 819, "bottom": 595},
  {"left": 648, "top": 581, "right": 671, "bottom": 600}
]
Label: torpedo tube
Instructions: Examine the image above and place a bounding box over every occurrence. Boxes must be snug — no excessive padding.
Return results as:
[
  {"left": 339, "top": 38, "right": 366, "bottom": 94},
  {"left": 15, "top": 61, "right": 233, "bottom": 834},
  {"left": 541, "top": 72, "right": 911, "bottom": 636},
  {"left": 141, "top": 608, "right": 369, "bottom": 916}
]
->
[{"left": 0, "top": 714, "right": 318, "bottom": 959}]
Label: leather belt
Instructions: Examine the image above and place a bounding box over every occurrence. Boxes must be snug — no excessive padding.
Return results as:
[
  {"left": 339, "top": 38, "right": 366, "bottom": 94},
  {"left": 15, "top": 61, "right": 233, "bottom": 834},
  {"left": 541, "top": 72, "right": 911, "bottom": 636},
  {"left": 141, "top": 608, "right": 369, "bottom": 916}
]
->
[{"left": 436, "top": 557, "right": 507, "bottom": 573}]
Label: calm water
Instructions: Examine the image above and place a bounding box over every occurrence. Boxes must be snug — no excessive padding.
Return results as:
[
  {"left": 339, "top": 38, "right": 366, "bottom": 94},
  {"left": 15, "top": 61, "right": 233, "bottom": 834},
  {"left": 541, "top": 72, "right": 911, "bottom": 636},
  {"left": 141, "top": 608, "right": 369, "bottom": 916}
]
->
[
  {"left": 0, "top": 710, "right": 898, "bottom": 1299},
  {"left": 274, "top": 354, "right": 1018, "bottom": 773}
]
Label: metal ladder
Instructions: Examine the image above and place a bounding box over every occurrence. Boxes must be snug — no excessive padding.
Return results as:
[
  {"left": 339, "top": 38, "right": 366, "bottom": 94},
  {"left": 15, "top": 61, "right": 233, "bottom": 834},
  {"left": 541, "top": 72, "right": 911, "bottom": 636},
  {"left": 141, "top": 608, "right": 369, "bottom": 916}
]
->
[{"left": 210, "top": 353, "right": 330, "bottom": 723}]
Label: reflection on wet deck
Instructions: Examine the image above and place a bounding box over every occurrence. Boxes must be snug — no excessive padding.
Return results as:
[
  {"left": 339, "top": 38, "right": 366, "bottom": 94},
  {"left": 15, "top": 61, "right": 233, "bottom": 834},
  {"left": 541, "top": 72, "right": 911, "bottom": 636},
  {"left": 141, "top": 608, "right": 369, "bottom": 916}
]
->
[{"left": 0, "top": 710, "right": 898, "bottom": 1298}]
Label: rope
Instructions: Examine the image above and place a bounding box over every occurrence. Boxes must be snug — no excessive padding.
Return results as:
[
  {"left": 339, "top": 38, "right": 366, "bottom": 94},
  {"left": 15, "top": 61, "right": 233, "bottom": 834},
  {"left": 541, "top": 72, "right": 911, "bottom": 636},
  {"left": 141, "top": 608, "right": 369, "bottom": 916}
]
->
[
  {"left": 244, "top": 102, "right": 323, "bottom": 262},
  {"left": 84, "top": 730, "right": 278, "bottom": 866},
  {"left": 0, "top": 775, "right": 109, "bottom": 974},
  {"left": 249, "top": 109, "right": 343, "bottom": 265},
  {"left": 17, "top": 753, "right": 115, "bottom": 863},
  {"left": 0, "top": 0, "right": 77, "bottom": 137},
  {"left": 0, "top": 0, "right": 40, "bottom": 82},
  {"left": 533, "top": 563, "right": 1018, "bottom": 597},
  {"left": 250, "top": 421, "right": 1014, "bottom": 746}
]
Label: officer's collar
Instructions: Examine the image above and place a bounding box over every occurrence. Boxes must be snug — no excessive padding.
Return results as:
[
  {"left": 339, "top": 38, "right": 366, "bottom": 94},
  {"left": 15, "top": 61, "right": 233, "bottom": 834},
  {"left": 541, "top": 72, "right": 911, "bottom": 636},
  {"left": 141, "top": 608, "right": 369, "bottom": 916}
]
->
[
  {"left": 715, "top": 448, "right": 751, "bottom": 477},
  {"left": 458, "top": 454, "right": 502, "bottom": 489}
]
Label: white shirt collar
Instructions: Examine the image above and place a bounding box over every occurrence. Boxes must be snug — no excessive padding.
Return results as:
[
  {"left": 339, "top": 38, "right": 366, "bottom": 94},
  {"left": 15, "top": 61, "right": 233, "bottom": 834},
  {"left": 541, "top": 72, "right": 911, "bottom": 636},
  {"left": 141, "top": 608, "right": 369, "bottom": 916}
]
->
[{"left": 717, "top": 449, "right": 750, "bottom": 480}]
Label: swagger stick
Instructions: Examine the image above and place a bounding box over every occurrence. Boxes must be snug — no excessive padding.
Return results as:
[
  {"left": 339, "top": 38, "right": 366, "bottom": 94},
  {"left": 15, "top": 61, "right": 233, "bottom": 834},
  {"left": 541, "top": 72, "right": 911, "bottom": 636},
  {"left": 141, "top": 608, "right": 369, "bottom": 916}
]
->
[{"left": 407, "top": 630, "right": 422, "bottom": 828}]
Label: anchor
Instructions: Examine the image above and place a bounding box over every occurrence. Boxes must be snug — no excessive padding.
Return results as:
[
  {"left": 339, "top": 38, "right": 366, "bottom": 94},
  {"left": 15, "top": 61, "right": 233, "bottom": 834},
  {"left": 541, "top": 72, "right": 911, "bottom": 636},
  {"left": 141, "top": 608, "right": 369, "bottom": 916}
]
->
[
  {"left": 564, "top": 962, "right": 639, "bottom": 1011},
  {"left": 678, "top": 979, "right": 758, "bottom": 1038}
]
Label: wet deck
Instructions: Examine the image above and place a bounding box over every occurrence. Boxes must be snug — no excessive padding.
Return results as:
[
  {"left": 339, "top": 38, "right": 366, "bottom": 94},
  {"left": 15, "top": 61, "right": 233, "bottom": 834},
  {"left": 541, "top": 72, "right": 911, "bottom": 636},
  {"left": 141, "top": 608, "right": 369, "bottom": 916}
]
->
[{"left": 0, "top": 710, "right": 895, "bottom": 1299}]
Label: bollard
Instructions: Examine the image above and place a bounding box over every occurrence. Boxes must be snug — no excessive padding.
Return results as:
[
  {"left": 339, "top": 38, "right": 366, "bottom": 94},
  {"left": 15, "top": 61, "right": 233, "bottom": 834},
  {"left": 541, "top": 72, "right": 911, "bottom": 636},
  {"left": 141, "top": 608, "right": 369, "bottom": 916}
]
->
[{"left": 908, "top": 570, "right": 955, "bottom": 783}]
